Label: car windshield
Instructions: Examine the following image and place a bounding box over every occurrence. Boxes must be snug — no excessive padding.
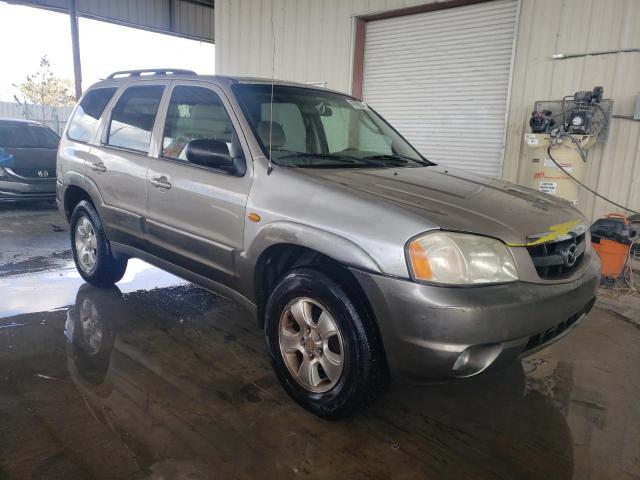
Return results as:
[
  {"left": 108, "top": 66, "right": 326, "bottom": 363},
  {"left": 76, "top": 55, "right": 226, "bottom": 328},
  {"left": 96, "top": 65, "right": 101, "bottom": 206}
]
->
[
  {"left": 0, "top": 123, "right": 60, "bottom": 149},
  {"left": 232, "top": 84, "right": 432, "bottom": 169}
]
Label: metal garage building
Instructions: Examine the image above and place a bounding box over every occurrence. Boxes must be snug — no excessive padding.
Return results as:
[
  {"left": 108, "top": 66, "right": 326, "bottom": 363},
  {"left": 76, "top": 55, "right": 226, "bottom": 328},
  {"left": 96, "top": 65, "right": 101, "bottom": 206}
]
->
[
  {"left": 7, "top": 0, "right": 640, "bottom": 220},
  {"left": 215, "top": 0, "right": 640, "bottom": 220}
]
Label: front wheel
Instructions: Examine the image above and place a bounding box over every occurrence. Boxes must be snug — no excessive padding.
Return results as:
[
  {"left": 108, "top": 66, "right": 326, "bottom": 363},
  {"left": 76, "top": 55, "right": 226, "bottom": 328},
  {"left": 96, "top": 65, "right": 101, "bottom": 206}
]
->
[
  {"left": 265, "top": 268, "right": 388, "bottom": 419},
  {"left": 70, "top": 200, "right": 128, "bottom": 286}
]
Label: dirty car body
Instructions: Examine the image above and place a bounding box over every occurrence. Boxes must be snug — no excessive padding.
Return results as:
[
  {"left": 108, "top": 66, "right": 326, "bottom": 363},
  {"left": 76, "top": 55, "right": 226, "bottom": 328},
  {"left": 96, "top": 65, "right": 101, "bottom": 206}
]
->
[
  {"left": 0, "top": 119, "right": 59, "bottom": 202},
  {"left": 56, "top": 72, "right": 600, "bottom": 417}
]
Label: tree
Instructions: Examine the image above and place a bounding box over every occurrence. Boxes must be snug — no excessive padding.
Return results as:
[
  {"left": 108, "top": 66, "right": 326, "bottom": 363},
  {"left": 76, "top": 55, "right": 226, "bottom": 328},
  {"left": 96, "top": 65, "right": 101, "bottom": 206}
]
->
[{"left": 13, "top": 56, "right": 75, "bottom": 120}]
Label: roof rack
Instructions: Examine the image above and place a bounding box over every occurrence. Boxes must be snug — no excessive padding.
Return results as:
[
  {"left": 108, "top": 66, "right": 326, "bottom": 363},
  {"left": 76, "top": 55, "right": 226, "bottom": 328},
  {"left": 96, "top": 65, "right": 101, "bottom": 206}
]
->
[{"left": 107, "top": 69, "right": 197, "bottom": 79}]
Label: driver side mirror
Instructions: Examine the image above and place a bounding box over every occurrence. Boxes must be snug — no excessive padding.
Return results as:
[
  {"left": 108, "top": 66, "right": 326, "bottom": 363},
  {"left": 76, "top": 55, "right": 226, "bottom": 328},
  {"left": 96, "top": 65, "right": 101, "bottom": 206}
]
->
[{"left": 186, "top": 138, "right": 244, "bottom": 175}]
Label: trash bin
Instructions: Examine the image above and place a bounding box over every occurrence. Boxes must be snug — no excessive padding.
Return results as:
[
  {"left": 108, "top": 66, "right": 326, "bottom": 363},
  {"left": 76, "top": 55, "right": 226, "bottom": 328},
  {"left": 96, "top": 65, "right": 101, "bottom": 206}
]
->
[{"left": 591, "top": 213, "right": 637, "bottom": 280}]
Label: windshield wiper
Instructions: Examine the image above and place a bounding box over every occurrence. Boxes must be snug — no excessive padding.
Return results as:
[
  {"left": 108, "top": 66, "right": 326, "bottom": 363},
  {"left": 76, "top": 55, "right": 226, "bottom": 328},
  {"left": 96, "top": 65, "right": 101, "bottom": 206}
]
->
[
  {"left": 278, "top": 152, "right": 370, "bottom": 166},
  {"left": 363, "top": 154, "right": 433, "bottom": 167}
]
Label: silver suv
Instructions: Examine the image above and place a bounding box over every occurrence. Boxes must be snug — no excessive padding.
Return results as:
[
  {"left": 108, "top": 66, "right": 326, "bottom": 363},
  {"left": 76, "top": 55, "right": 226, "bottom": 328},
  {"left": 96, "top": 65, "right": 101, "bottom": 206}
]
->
[{"left": 57, "top": 69, "right": 600, "bottom": 418}]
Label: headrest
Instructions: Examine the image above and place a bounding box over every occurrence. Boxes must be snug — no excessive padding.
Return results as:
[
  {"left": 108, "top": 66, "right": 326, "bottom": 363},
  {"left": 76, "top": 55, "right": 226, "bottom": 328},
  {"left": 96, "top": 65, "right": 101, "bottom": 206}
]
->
[
  {"left": 256, "top": 121, "right": 286, "bottom": 149},
  {"left": 191, "top": 104, "right": 228, "bottom": 122}
]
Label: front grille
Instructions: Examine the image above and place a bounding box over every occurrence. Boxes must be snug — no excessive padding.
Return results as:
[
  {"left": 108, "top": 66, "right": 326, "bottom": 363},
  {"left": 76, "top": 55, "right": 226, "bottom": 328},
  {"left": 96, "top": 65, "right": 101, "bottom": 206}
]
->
[
  {"left": 527, "top": 233, "right": 586, "bottom": 279},
  {"left": 525, "top": 297, "right": 595, "bottom": 352},
  {"left": 7, "top": 168, "right": 55, "bottom": 179}
]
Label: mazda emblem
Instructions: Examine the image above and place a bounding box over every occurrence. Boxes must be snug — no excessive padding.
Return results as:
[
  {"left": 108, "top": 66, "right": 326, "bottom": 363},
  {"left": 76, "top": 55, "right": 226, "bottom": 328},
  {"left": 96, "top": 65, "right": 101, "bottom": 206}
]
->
[{"left": 561, "top": 242, "right": 578, "bottom": 268}]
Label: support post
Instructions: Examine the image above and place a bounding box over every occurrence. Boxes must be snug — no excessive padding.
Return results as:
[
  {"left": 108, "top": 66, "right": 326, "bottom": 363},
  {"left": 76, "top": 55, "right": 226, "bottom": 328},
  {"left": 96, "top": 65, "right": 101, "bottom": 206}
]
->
[{"left": 69, "top": 0, "right": 83, "bottom": 100}]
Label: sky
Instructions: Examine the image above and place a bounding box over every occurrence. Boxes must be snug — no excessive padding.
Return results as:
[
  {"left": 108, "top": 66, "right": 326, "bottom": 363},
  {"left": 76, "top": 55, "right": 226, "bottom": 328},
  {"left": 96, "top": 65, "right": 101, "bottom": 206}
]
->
[{"left": 0, "top": 1, "right": 215, "bottom": 102}]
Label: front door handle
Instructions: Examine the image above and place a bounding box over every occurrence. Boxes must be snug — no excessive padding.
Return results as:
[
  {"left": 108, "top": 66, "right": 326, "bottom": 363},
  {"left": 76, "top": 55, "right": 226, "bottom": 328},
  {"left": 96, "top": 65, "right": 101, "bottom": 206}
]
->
[
  {"left": 149, "top": 176, "right": 171, "bottom": 189},
  {"left": 90, "top": 161, "right": 106, "bottom": 172}
]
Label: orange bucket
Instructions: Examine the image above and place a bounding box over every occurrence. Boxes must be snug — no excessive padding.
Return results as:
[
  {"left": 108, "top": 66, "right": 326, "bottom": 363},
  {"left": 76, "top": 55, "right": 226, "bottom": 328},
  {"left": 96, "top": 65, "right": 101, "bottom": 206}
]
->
[{"left": 592, "top": 238, "right": 629, "bottom": 278}]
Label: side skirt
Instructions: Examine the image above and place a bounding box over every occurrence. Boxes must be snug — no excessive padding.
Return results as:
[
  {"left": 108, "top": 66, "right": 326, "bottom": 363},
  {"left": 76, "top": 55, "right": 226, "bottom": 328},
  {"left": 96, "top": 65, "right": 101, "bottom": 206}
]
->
[{"left": 111, "top": 241, "right": 258, "bottom": 320}]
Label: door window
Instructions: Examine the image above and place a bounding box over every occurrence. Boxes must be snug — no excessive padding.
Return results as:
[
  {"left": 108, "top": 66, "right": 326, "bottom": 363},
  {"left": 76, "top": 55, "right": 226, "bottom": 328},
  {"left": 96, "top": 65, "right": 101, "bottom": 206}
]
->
[
  {"left": 67, "top": 87, "right": 117, "bottom": 143},
  {"left": 0, "top": 124, "right": 35, "bottom": 147},
  {"left": 107, "top": 85, "right": 164, "bottom": 153},
  {"left": 162, "top": 86, "right": 237, "bottom": 161},
  {"left": 0, "top": 123, "right": 59, "bottom": 148}
]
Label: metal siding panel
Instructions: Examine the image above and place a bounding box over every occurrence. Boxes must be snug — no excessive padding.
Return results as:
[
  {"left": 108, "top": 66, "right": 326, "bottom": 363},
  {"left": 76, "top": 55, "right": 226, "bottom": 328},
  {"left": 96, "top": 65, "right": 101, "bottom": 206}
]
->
[
  {"left": 504, "top": 0, "right": 640, "bottom": 219},
  {"left": 215, "top": 0, "right": 434, "bottom": 90},
  {"left": 213, "top": 0, "right": 639, "bottom": 218},
  {"left": 363, "top": 0, "right": 518, "bottom": 177},
  {"left": 13, "top": 0, "right": 211, "bottom": 41},
  {"left": 172, "top": 1, "right": 214, "bottom": 41}
]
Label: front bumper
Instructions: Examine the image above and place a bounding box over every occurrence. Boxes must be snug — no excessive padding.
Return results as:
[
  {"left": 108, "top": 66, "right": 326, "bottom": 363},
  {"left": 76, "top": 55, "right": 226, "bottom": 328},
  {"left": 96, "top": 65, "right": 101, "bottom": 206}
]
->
[
  {"left": 351, "top": 253, "right": 600, "bottom": 383},
  {"left": 0, "top": 177, "right": 56, "bottom": 202}
]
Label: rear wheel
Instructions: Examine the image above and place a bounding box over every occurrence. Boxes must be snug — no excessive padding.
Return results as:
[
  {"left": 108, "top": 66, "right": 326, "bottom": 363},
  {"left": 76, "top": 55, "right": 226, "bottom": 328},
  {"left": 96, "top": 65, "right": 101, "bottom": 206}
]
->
[
  {"left": 70, "top": 200, "right": 127, "bottom": 286},
  {"left": 265, "top": 267, "right": 388, "bottom": 419}
]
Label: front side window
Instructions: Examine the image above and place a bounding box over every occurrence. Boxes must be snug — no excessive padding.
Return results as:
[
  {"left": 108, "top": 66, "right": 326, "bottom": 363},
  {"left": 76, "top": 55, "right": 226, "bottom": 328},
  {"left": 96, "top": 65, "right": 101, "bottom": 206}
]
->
[
  {"left": 232, "top": 84, "right": 430, "bottom": 169},
  {"left": 107, "top": 85, "right": 164, "bottom": 153},
  {"left": 68, "top": 87, "right": 116, "bottom": 143},
  {"left": 162, "top": 85, "right": 237, "bottom": 161},
  {"left": 0, "top": 123, "right": 59, "bottom": 148},
  {"left": 0, "top": 124, "right": 34, "bottom": 147}
]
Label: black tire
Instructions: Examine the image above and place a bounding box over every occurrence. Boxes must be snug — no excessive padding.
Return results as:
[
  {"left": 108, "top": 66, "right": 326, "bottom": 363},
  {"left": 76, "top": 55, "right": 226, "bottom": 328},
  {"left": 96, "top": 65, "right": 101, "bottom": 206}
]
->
[
  {"left": 264, "top": 267, "right": 389, "bottom": 419},
  {"left": 70, "top": 200, "right": 128, "bottom": 286}
]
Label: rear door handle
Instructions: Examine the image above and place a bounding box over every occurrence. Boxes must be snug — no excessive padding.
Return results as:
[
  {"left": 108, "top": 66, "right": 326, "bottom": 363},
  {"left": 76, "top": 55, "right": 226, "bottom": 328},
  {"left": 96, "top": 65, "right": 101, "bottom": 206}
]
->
[
  {"left": 90, "top": 161, "right": 106, "bottom": 172},
  {"left": 149, "top": 176, "right": 171, "bottom": 189}
]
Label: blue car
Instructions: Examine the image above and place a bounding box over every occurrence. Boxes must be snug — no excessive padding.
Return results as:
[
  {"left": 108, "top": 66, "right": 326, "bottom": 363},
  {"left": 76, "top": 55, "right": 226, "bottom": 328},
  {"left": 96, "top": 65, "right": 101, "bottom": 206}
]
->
[{"left": 0, "top": 119, "right": 59, "bottom": 202}]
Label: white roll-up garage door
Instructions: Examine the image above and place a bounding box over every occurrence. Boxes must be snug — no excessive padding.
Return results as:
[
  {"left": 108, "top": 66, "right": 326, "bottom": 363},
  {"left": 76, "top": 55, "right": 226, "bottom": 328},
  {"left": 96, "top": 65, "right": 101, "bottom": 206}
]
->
[{"left": 362, "top": 0, "right": 518, "bottom": 177}]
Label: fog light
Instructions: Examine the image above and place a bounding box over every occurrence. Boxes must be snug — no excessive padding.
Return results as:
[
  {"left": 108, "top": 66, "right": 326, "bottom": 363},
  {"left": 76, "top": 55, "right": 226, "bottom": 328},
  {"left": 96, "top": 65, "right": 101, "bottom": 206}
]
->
[
  {"left": 452, "top": 343, "right": 502, "bottom": 378},
  {"left": 452, "top": 349, "right": 470, "bottom": 372}
]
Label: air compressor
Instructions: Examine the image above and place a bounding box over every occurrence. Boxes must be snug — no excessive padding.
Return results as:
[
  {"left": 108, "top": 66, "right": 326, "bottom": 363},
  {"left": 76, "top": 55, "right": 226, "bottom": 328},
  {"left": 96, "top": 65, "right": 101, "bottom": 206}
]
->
[{"left": 522, "top": 86, "right": 612, "bottom": 207}]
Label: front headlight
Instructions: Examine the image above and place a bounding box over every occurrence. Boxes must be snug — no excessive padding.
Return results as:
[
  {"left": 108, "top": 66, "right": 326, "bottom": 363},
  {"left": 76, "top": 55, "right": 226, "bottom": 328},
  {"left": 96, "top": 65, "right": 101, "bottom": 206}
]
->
[
  {"left": 407, "top": 231, "right": 518, "bottom": 285},
  {"left": 0, "top": 166, "right": 6, "bottom": 177}
]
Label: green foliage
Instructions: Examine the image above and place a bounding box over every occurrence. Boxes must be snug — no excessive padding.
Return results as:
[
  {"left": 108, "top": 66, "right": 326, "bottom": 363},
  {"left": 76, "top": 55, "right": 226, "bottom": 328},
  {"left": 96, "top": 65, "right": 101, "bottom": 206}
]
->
[{"left": 14, "top": 56, "right": 75, "bottom": 108}]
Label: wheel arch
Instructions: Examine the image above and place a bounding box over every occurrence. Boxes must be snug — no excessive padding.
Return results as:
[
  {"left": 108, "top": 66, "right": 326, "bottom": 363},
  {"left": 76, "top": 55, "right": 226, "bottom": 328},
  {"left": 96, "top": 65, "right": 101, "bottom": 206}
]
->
[
  {"left": 62, "top": 175, "right": 104, "bottom": 221},
  {"left": 252, "top": 242, "right": 379, "bottom": 336}
]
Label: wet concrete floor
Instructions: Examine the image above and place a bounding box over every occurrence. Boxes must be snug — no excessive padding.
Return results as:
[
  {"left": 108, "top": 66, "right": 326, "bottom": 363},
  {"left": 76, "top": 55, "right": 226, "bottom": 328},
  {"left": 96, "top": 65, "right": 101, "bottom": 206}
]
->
[{"left": 0, "top": 204, "right": 638, "bottom": 479}]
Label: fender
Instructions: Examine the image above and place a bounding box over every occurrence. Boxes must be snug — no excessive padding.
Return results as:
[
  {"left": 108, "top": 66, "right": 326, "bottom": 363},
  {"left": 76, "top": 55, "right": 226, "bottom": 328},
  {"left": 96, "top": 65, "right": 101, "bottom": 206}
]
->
[
  {"left": 62, "top": 173, "right": 130, "bottom": 245},
  {"left": 62, "top": 171, "right": 106, "bottom": 213},
  {"left": 236, "top": 220, "right": 383, "bottom": 301}
]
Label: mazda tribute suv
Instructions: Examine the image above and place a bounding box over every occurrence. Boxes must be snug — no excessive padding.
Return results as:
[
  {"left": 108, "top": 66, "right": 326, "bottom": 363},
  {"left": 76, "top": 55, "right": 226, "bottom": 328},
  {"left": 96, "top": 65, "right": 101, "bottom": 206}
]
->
[{"left": 57, "top": 69, "right": 600, "bottom": 418}]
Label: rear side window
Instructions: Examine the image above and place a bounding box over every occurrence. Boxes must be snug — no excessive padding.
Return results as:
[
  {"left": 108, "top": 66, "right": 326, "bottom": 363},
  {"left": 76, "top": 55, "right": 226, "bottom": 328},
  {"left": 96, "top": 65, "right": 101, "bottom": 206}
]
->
[
  {"left": 107, "top": 85, "right": 164, "bottom": 153},
  {"left": 31, "top": 125, "right": 60, "bottom": 148},
  {"left": 67, "top": 87, "right": 117, "bottom": 143}
]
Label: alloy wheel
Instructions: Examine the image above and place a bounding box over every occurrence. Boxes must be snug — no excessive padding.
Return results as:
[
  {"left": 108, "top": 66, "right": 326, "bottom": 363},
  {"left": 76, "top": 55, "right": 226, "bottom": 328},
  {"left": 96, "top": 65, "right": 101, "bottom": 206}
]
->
[
  {"left": 75, "top": 216, "right": 98, "bottom": 273},
  {"left": 278, "top": 297, "right": 345, "bottom": 393}
]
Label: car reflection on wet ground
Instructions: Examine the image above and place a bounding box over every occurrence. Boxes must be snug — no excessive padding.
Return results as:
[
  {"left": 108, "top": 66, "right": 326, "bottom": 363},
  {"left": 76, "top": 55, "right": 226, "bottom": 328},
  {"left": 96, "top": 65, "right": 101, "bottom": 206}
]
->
[{"left": 0, "top": 204, "right": 638, "bottom": 479}]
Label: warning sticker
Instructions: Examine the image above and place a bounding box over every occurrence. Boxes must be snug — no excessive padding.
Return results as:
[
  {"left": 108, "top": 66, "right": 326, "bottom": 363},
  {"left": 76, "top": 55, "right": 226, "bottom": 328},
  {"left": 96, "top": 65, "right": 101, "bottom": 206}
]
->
[
  {"left": 544, "top": 158, "right": 572, "bottom": 171},
  {"left": 539, "top": 181, "right": 557, "bottom": 194},
  {"left": 525, "top": 134, "right": 539, "bottom": 145}
]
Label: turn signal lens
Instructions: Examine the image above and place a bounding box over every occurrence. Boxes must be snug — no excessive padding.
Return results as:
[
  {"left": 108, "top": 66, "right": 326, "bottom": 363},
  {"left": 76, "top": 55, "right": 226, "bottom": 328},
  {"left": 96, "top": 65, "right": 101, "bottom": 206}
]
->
[
  {"left": 408, "top": 240, "right": 433, "bottom": 280},
  {"left": 407, "top": 232, "right": 518, "bottom": 285}
]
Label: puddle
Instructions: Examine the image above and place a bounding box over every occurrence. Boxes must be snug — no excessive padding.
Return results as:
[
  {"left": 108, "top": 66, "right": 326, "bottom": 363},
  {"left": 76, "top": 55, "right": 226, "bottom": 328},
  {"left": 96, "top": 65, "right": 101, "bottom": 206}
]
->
[
  {"left": 0, "top": 260, "right": 638, "bottom": 479},
  {"left": 0, "top": 259, "right": 186, "bottom": 318}
]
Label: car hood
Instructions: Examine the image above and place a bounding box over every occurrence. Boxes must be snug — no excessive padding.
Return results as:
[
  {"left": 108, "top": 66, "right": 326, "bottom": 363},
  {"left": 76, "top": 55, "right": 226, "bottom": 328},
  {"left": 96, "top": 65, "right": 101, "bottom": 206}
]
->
[
  {"left": 0, "top": 146, "right": 57, "bottom": 169},
  {"left": 298, "top": 166, "right": 585, "bottom": 246}
]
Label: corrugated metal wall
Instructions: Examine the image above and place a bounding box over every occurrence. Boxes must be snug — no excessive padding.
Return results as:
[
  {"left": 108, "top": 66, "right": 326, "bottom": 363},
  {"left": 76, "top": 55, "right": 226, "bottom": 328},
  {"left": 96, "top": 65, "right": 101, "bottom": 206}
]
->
[
  {"left": 215, "top": 0, "right": 640, "bottom": 219},
  {"left": 8, "top": 0, "right": 215, "bottom": 42},
  {"left": 503, "top": 0, "right": 640, "bottom": 219},
  {"left": 215, "top": 0, "right": 438, "bottom": 91}
]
